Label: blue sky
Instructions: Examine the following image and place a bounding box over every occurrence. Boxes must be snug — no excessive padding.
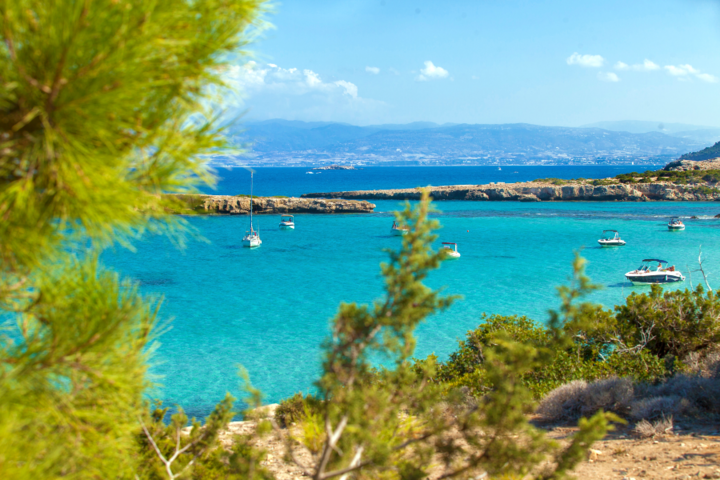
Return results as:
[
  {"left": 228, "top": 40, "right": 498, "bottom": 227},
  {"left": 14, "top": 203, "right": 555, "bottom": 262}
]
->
[{"left": 224, "top": 0, "right": 720, "bottom": 127}]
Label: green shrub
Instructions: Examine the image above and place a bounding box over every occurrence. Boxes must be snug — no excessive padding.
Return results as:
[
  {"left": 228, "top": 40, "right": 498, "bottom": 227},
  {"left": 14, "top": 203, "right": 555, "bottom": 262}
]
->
[
  {"left": 434, "top": 314, "right": 667, "bottom": 399},
  {"left": 274, "top": 392, "right": 321, "bottom": 427}
]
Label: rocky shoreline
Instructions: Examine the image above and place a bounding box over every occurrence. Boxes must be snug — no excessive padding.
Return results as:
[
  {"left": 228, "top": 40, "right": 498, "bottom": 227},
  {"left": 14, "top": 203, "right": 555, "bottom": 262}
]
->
[
  {"left": 170, "top": 194, "right": 375, "bottom": 214},
  {"left": 301, "top": 180, "right": 720, "bottom": 202}
]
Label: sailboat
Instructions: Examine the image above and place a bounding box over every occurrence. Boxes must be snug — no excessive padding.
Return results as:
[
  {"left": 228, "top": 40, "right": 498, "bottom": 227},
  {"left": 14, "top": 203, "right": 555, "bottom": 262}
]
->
[{"left": 242, "top": 172, "right": 262, "bottom": 248}]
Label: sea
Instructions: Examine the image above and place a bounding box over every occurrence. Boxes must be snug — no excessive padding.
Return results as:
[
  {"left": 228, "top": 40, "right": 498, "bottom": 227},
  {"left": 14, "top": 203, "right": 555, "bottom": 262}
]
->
[{"left": 105, "top": 166, "right": 720, "bottom": 418}]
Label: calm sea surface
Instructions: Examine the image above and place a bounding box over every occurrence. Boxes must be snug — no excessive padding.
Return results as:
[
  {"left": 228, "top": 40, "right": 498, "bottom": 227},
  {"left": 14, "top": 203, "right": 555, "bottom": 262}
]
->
[{"left": 105, "top": 166, "right": 720, "bottom": 417}]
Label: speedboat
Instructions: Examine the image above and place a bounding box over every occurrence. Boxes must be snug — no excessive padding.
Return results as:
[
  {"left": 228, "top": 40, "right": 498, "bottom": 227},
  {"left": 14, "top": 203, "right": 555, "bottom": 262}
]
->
[
  {"left": 441, "top": 242, "right": 461, "bottom": 259},
  {"left": 279, "top": 215, "right": 295, "bottom": 229},
  {"left": 625, "top": 259, "right": 684, "bottom": 285},
  {"left": 668, "top": 217, "right": 685, "bottom": 231},
  {"left": 598, "top": 230, "right": 626, "bottom": 247},
  {"left": 390, "top": 221, "right": 409, "bottom": 236}
]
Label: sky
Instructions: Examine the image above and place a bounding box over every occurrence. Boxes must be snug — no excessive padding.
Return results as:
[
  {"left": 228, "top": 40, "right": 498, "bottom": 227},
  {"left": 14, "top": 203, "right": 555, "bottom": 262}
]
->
[{"left": 223, "top": 0, "right": 720, "bottom": 127}]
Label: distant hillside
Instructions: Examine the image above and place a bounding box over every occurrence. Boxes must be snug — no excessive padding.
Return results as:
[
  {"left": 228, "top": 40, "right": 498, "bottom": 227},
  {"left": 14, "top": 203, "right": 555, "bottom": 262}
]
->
[
  {"left": 215, "top": 120, "right": 716, "bottom": 167},
  {"left": 580, "top": 120, "right": 720, "bottom": 134},
  {"left": 679, "top": 141, "right": 720, "bottom": 161}
]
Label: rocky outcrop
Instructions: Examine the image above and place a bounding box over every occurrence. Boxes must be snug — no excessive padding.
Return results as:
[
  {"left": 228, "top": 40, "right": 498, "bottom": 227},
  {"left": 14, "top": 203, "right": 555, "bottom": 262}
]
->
[
  {"left": 664, "top": 157, "right": 720, "bottom": 171},
  {"left": 312, "top": 165, "right": 358, "bottom": 170},
  {"left": 175, "top": 195, "right": 375, "bottom": 214},
  {"left": 301, "top": 181, "right": 720, "bottom": 202}
]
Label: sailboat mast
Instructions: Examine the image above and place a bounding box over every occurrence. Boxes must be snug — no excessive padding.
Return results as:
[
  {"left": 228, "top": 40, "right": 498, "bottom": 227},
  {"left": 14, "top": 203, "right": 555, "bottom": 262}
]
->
[{"left": 249, "top": 172, "right": 254, "bottom": 232}]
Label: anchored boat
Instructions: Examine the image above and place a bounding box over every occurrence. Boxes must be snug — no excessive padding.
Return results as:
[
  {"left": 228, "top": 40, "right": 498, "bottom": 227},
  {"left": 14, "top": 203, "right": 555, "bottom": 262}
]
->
[
  {"left": 390, "top": 221, "right": 409, "bottom": 236},
  {"left": 625, "top": 259, "right": 684, "bottom": 285},
  {"left": 598, "top": 230, "right": 626, "bottom": 247},
  {"left": 441, "top": 242, "right": 461, "bottom": 259},
  {"left": 668, "top": 217, "right": 685, "bottom": 231},
  {"left": 242, "top": 172, "right": 262, "bottom": 248},
  {"left": 279, "top": 215, "right": 295, "bottom": 229}
]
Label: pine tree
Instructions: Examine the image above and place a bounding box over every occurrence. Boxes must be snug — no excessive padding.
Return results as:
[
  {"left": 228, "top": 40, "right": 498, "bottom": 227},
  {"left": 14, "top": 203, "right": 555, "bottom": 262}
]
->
[{"left": 0, "top": 0, "right": 266, "bottom": 477}]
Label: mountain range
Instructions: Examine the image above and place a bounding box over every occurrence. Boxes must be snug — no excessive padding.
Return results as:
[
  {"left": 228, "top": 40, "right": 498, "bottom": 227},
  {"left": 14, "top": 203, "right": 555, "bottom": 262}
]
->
[{"left": 213, "top": 120, "right": 720, "bottom": 167}]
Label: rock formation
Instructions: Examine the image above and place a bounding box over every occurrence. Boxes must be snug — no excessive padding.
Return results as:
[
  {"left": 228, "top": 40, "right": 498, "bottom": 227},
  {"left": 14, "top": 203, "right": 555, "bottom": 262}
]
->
[
  {"left": 301, "top": 181, "right": 720, "bottom": 202},
  {"left": 664, "top": 157, "right": 720, "bottom": 172},
  {"left": 173, "top": 195, "right": 375, "bottom": 214}
]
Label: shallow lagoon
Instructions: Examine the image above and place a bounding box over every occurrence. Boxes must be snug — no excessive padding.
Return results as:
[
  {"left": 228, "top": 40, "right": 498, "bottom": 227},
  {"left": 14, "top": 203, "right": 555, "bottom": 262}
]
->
[
  {"left": 107, "top": 195, "right": 720, "bottom": 417},
  {"left": 103, "top": 166, "right": 720, "bottom": 416}
]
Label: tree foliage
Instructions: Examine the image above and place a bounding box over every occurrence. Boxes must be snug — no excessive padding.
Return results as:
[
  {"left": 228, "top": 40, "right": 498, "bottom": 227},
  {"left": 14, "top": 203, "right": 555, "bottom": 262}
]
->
[
  {"left": 0, "top": 0, "right": 266, "bottom": 477},
  {"left": 279, "top": 196, "right": 615, "bottom": 480}
]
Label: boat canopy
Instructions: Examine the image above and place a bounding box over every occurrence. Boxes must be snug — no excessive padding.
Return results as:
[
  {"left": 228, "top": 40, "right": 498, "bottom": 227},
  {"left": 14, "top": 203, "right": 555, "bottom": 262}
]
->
[
  {"left": 442, "top": 242, "right": 457, "bottom": 246},
  {"left": 281, "top": 215, "right": 294, "bottom": 219},
  {"left": 602, "top": 230, "right": 619, "bottom": 233},
  {"left": 641, "top": 259, "right": 668, "bottom": 264}
]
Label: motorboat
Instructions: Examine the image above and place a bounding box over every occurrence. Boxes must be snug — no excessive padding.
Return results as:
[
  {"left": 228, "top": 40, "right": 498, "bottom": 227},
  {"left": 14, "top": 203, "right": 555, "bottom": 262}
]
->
[
  {"left": 668, "top": 217, "right": 685, "bottom": 231},
  {"left": 242, "top": 172, "right": 262, "bottom": 248},
  {"left": 625, "top": 259, "right": 684, "bottom": 285},
  {"left": 390, "top": 221, "right": 409, "bottom": 236},
  {"left": 441, "top": 242, "right": 461, "bottom": 259},
  {"left": 279, "top": 215, "right": 295, "bottom": 229},
  {"left": 598, "top": 230, "right": 626, "bottom": 247}
]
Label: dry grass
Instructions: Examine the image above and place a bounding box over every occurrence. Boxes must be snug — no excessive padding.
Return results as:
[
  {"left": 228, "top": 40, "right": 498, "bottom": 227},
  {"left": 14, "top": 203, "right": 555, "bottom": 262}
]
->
[
  {"left": 536, "top": 377, "right": 633, "bottom": 422},
  {"left": 633, "top": 416, "right": 674, "bottom": 438}
]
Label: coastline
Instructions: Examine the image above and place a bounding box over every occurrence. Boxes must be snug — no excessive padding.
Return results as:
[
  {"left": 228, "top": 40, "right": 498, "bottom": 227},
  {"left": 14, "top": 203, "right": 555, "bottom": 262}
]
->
[
  {"left": 301, "top": 180, "right": 720, "bottom": 202},
  {"left": 167, "top": 194, "right": 376, "bottom": 215}
]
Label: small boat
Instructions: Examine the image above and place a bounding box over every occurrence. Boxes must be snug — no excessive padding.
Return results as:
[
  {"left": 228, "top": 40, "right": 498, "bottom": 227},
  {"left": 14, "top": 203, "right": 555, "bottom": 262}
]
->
[
  {"left": 242, "top": 172, "right": 262, "bottom": 248},
  {"left": 498, "top": 167, "right": 502, "bottom": 171},
  {"left": 441, "top": 242, "right": 461, "bottom": 259},
  {"left": 390, "top": 221, "right": 409, "bottom": 236},
  {"left": 668, "top": 217, "right": 685, "bottom": 231},
  {"left": 625, "top": 259, "right": 684, "bottom": 285},
  {"left": 598, "top": 230, "right": 626, "bottom": 247},
  {"left": 279, "top": 215, "right": 295, "bottom": 229}
]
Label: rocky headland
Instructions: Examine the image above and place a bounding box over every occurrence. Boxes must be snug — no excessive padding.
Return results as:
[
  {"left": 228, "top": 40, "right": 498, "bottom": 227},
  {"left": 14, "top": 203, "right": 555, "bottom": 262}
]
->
[
  {"left": 302, "top": 157, "right": 720, "bottom": 202},
  {"left": 312, "top": 165, "right": 358, "bottom": 170},
  {"left": 301, "top": 181, "right": 719, "bottom": 202},
  {"left": 168, "top": 194, "right": 375, "bottom": 214}
]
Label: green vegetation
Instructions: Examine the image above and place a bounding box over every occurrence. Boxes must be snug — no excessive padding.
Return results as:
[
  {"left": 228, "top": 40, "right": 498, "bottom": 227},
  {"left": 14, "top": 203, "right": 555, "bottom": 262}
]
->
[
  {"left": 679, "top": 140, "right": 720, "bottom": 161},
  {"left": 533, "top": 177, "right": 569, "bottom": 185},
  {"left": 614, "top": 168, "right": 720, "bottom": 185},
  {"left": 0, "top": 0, "right": 268, "bottom": 478},
  {"left": 425, "top": 281, "right": 720, "bottom": 423}
]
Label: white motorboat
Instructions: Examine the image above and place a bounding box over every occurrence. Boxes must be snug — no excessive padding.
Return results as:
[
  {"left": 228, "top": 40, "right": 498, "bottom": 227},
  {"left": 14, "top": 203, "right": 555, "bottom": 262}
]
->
[
  {"left": 668, "top": 217, "right": 685, "bottom": 231},
  {"left": 390, "top": 221, "right": 409, "bottom": 236},
  {"left": 279, "top": 215, "right": 295, "bottom": 229},
  {"left": 598, "top": 229, "right": 626, "bottom": 247},
  {"left": 625, "top": 259, "right": 684, "bottom": 285},
  {"left": 441, "top": 242, "right": 461, "bottom": 259},
  {"left": 242, "top": 172, "right": 262, "bottom": 248}
]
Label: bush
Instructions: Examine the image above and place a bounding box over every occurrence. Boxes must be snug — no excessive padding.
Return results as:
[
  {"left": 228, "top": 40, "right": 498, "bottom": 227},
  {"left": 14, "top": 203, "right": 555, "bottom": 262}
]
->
[
  {"left": 274, "top": 393, "right": 321, "bottom": 428},
  {"left": 435, "top": 314, "right": 667, "bottom": 399},
  {"left": 612, "top": 285, "right": 720, "bottom": 359},
  {"left": 536, "top": 377, "right": 634, "bottom": 422}
]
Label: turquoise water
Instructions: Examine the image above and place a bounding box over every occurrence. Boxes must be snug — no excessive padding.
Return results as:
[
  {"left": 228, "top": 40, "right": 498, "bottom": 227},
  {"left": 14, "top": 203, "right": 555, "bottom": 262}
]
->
[{"left": 107, "top": 193, "right": 720, "bottom": 418}]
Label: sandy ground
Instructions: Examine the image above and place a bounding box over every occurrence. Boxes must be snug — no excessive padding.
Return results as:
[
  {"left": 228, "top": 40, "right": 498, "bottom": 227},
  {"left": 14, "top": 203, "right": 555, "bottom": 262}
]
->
[{"left": 220, "top": 410, "right": 720, "bottom": 479}]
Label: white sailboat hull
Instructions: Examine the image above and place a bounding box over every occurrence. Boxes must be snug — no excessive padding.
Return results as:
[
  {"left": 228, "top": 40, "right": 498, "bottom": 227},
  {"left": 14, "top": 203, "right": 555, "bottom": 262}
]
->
[{"left": 243, "top": 234, "right": 262, "bottom": 248}]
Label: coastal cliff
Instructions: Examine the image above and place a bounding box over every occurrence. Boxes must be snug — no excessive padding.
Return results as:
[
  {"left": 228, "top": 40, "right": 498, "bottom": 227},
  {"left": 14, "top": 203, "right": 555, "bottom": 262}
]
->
[
  {"left": 301, "top": 181, "right": 720, "bottom": 202},
  {"left": 169, "top": 194, "right": 375, "bottom": 214}
]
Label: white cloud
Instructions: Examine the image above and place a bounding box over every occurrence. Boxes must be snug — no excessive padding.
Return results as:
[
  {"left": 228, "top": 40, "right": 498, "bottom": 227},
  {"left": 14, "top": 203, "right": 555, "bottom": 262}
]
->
[
  {"left": 221, "top": 61, "right": 386, "bottom": 123},
  {"left": 696, "top": 72, "right": 718, "bottom": 83},
  {"left": 388, "top": 67, "right": 400, "bottom": 76},
  {"left": 664, "top": 63, "right": 717, "bottom": 82},
  {"left": 664, "top": 64, "right": 699, "bottom": 76},
  {"left": 416, "top": 61, "right": 449, "bottom": 81},
  {"left": 566, "top": 52, "right": 605, "bottom": 68},
  {"left": 365, "top": 66, "right": 380, "bottom": 74},
  {"left": 614, "top": 59, "right": 659, "bottom": 71},
  {"left": 597, "top": 71, "right": 620, "bottom": 82}
]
